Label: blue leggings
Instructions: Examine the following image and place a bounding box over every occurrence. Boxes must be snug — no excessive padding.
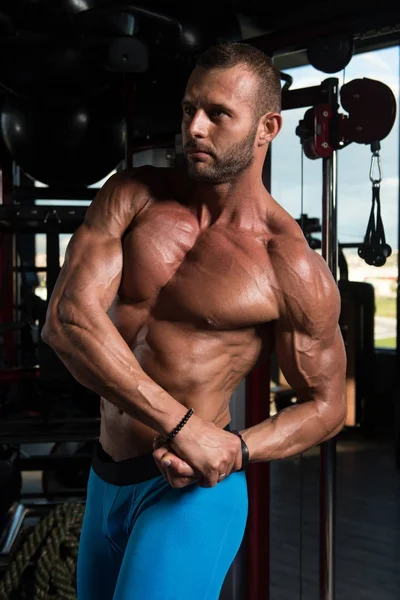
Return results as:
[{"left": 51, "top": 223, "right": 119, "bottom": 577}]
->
[{"left": 77, "top": 449, "right": 248, "bottom": 599}]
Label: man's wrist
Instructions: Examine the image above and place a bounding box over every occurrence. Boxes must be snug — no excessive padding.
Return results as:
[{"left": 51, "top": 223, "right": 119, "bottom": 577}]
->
[
  {"left": 231, "top": 430, "right": 250, "bottom": 470},
  {"left": 158, "top": 408, "right": 195, "bottom": 446}
]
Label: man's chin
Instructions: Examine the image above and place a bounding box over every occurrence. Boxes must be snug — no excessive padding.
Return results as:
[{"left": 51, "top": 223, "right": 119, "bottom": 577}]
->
[
  {"left": 186, "top": 163, "right": 214, "bottom": 182},
  {"left": 187, "top": 171, "right": 220, "bottom": 183},
  {"left": 186, "top": 161, "right": 218, "bottom": 183}
]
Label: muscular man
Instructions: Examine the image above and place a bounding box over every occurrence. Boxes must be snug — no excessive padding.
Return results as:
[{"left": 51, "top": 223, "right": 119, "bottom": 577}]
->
[{"left": 42, "top": 42, "right": 346, "bottom": 600}]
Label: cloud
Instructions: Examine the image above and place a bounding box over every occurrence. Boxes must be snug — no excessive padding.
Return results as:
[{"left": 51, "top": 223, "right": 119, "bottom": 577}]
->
[
  {"left": 382, "top": 177, "right": 399, "bottom": 189},
  {"left": 358, "top": 52, "right": 392, "bottom": 72}
]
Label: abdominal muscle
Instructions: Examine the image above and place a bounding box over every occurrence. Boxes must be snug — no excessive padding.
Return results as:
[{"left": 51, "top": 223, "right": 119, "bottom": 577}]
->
[{"left": 98, "top": 321, "right": 264, "bottom": 461}]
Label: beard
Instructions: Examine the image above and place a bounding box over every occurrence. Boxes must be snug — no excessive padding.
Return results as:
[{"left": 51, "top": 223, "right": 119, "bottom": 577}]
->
[{"left": 184, "top": 124, "right": 258, "bottom": 184}]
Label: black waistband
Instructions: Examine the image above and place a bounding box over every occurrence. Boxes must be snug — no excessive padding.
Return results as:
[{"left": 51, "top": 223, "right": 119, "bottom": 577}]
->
[{"left": 91, "top": 423, "right": 231, "bottom": 486}]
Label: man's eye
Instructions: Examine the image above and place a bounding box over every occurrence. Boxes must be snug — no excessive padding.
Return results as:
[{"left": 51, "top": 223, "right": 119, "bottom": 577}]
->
[
  {"left": 211, "top": 110, "right": 224, "bottom": 118},
  {"left": 183, "top": 107, "right": 195, "bottom": 116}
]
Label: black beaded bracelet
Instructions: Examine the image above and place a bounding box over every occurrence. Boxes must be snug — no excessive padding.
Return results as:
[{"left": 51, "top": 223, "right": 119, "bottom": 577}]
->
[
  {"left": 161, "top": 408, "right": 194, "bottom": 446},
  {"left": 231, "top": 430, "right": 249, "bottom": 471}
]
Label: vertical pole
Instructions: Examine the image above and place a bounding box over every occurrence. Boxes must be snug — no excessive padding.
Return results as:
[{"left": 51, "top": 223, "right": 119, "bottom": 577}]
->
[
  {"left": 396, "top": 46, "right": 400, "bottom": 376},
  {"left": 320, "top": 143, "right": 338, "bottom": 600},
  {"left": 396, "top": 47, "right": 400, "bottom": 469},
  {"left": 245, "top": 365, "right": 271, "bottom": 600},
  {"left": 244, "top": 148, "right": 272, "bottom": 600},
  {"left": 124, "top": 74, "right": 136, "bottom": 169},
  {"left": 0, "top": 141, "right": 15, "bottom": 367}
]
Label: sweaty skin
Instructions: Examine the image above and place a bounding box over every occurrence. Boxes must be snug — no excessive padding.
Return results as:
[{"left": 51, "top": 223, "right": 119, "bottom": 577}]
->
[{"left": 42, "top": 64, "right": 347, "bottom": 488}]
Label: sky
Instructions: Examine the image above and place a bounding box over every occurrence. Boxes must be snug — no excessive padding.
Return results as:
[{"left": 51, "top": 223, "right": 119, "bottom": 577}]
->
[{"left": 271, "top": 45, "right": 399, "bottom": 250}]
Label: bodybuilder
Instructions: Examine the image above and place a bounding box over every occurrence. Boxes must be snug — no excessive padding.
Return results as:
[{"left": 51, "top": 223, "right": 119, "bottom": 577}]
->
[{"left": 42, "top": 42, "right": 347, "bottom": 600}]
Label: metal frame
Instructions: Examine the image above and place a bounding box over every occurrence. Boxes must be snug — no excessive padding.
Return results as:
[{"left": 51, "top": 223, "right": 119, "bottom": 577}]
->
[
  {"left": 0, "top": 139, "right": 15, "bottom": 368},
  {"left": 320, "top": 82, "right": 339, "bottom": 598},
  {"left": 244, "top": 366, "right": 271, "bottom": 600},
  {"left": 243, "top": 77, "right": 340, "bottom": 600}
]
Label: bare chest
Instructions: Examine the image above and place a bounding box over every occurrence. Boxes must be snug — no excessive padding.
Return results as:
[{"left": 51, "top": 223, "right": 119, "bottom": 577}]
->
[{"left": 119, "top": 205, "right": 279, "bottom": 329}]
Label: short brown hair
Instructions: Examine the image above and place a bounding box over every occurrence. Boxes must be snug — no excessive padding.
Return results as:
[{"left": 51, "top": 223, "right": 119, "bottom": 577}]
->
[{"left": 195, "top": 42, "right": 282, "bottom": 116}]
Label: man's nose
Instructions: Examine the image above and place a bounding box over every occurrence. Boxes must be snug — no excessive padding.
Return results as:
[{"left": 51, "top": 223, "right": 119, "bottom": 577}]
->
[{"left": 187, "top": 110, "right": 209, "bottom": 138}]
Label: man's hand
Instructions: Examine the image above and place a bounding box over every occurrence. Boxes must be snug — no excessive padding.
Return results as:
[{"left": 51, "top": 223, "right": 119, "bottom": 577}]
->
[
  {"left": 152, "top": 417, "right": 243, "bottom": 488},
  {"left": 153, "top": 443, "right": 201, "bottom": 488}
]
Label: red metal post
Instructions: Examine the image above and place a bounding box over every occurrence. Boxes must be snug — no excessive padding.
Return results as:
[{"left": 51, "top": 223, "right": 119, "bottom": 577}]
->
[{"left": 245, "top": 363, "right": 271, "bottom": 600}]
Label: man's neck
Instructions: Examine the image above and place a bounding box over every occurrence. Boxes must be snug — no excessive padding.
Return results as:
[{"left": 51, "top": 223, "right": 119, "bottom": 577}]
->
[{"left": 187, "top": 170, "right": 268, "bottom": 229}]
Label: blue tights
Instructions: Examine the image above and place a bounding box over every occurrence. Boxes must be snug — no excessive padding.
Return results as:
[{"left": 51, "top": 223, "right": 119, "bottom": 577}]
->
[{"left": 76, "top": 466, "right": 248, "bottom": 599}]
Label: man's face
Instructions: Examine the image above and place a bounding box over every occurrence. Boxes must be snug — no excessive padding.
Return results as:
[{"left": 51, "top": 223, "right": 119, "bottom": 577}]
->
[{"left": 181, "top": 65, "right": 260, "bottom": 183}]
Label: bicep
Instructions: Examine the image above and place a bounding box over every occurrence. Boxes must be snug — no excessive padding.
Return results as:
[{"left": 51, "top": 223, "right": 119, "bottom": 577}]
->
[
  {"left": 46, "top": 169, "right": 148, "bottom": 322},
  {"left": 275, "top": 321, "right": 346, "bottom": 401},
  {"left": 274, "top": 250, "right": 346, "bottom": 401},
  {"left": 47, "top": 224, "right": 123, "bottom": 322}
]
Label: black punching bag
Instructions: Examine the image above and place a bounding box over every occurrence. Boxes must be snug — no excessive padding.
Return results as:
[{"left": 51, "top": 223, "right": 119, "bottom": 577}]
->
[{"left": 0, "top": 95, "right": 126, "bottom": 186}]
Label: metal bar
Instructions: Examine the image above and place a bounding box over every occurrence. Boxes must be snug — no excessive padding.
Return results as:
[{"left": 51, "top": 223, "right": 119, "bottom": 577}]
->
[
  {"left": 397, "top": 48, "right": 400, "bottom": 374},
  {"left": 0, "top": 140, "right": 15, "bottom": 367},
  {"left": 13, "top": 266, "right": 47, "bottom": 272},
  {"left": 320, "top": 144, "right": 338, "bottom": 600},
  {"left": 0, "top": 504, "right": 27, "bottom": 559},
  {"left": 245, "top": 364, "right": 271, "bottom": 600},
  {"left": 0, "top": 417, "right": 100, "bottom": 444},
  {"left": 339, "top": 242, "right": 363, "bottom": 248},
  {"left": 124, "top": 75, "right": 136, "bottom": 170},
  {"left": 13, "top": 187, "right": 98, "bottom": 201},
  {"left": 45, "top": 225, "right": 60, "bottom": 300},
  {"left": 0, "top": 367, "right": 39, "bottom": 382},
  {"left": 243, "top": 148, "right": 272, "bottom": 600},
  {"left": 322, "top": 152, "right": 339, "bottom": 276},
  {"left": 74, "top": 4, "right": 182, "bottom": 32},
  {"left": 0, "top": 204, "right": 87, "bottom": 220},
  {"left": 282, "top": 85, "right": 329, "bottom": 111},
  {"left": 246, "top": 9, "right": 400, "bottom": 58}
]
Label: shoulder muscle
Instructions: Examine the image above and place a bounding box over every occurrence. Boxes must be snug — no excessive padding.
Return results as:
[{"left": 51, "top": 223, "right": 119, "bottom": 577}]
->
[
  {"left": 272, "top": 238, "right": 340, "bottom": 340},
  {"left": 84, "top": 166, "right": 155, "bottom": 237}
]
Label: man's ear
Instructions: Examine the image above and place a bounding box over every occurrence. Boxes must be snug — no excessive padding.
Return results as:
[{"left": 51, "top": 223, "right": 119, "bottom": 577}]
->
[{"left": 258, "top": 112, "right": 283, "bottom": 146}]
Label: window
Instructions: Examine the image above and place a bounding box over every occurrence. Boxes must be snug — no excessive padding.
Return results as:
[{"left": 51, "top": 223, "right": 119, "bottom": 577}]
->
[
  {"left": 34, "top": 171, "right": 116, "bottom": 300},
  {"left": 271, "top": 46, "right": 399, "bottom": 349}
]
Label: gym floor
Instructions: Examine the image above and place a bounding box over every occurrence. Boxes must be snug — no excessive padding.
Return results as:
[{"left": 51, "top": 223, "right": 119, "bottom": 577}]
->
[
  {"left": 16, "top": 430, "right": 400, "bottom": 600},
  {"left": 270, "top": 428, "right": 400, "bottom": 600}
]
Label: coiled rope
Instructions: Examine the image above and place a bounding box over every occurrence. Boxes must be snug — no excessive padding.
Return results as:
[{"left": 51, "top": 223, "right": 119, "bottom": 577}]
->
[{"left": 0, "top": 502, "right": 84, "bottom": 600}]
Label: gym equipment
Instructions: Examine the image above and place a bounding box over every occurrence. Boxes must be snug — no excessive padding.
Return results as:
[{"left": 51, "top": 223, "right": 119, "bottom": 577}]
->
[
  {"left": 0, "top": 204, "right": 90, "bottom": 385},
  {"left": 1, "top": 96, "right": 125, "bottom": 187},
  {"left": 338, "top": 280, "right": 375, "bottom": 427},
  {"left": 0, "top": 502, "right": 84, "bottom": 600},
  {"left": 291, "top": 73, "right": 397, "bottom": 600},
  {"left": 0, "top": 446, "right": 22, "bottom": 528},
  {"left": 0, "top": 203, "right": 100, "bottom": 427},
  {"left": 244, "top": 365, "right": 271, "bottom": 600},
  {"left": 73, "top": 3, "right": 241, "bottom": 54},
  {"left": 0, "top": 39, "right": 112, "bottom": 105},
  {"left": 340, "top": 78, "right": 397, "bottom": 145},
  {"left": 295, "top": 78, "right": 395, "bottom": 272},
  {"left": 107, "top": 36, "right": 149, "bottom": 73},
  {"left": 295, "top": 78, "right": 396, "bottom": 159},
  {"left": 307, "top": 33, "right": 354, "bottom": 74},
  {"left": 357, "top": 141, "right": 392, "bottom": 267}
]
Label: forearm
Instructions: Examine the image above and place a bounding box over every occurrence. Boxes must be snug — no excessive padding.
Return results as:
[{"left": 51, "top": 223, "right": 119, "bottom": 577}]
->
[
  {"left": 241, "top": 393, "right": 346, "bottom": 463},
  {"left": 41, "top": 311, "right": 188, "bottom": 436}
]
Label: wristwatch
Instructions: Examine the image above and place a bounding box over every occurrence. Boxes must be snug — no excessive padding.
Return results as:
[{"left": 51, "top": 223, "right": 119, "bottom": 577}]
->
[{"left": 231, "top": 430, "right": 249, "bottom": 471}]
